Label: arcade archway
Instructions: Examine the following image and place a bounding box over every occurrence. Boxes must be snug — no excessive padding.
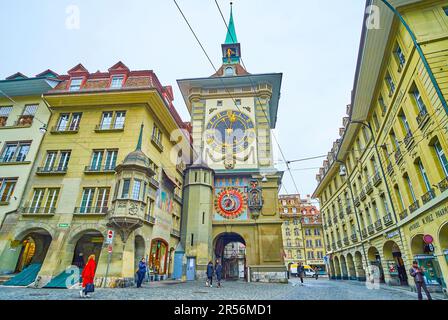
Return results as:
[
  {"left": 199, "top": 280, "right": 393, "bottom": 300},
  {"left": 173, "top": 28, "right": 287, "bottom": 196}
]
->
[
  {"left": 214, "top": 232, "right": 246, "bottom": 280},
  {"left": 340, "top": 255, "right": 349, "bottom": 280},
  {"left": 134, "top": 235, "right": 146, "bottom": 272},
  {"left": 333, "top": 256, "right": 341, "bottom": 279},
  {"left": 72, "top": 230, "right": 104, "bottom": 270},
  {"left": 14, "top": 228, "right": 52, "bottom": 273},
  {"left": 346, "top": 253, "right": 357, "bottom": 280},
  {"left": 354, "top": 251, "right": 366, "bottom": 281},
  {"left": 149, "top": 238, "right": 169, "bottom": 275},
  {"left": 367, "top": 246, "right": 385, "bottom": 283},
  {"left": 383, "top": 240, "right": 408, "bottom": 286}
]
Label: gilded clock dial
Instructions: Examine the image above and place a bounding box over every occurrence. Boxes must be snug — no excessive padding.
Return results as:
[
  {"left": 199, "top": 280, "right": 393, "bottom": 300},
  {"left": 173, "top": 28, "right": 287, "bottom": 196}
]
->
[{"left": 205, "top": 110, "right": 255, "bottom": 153}]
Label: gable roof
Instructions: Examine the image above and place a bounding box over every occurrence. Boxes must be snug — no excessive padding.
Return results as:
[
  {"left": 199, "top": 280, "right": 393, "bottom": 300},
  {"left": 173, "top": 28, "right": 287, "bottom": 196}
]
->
[{"left": 5, "top": 72, "right": 28, "bottom": 80}]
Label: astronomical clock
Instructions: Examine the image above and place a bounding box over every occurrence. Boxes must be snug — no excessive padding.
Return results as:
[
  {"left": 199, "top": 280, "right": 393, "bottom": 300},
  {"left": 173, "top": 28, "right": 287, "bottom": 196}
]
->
[{"left": 204, "top": 107, "right": 257, "bottom": 170}]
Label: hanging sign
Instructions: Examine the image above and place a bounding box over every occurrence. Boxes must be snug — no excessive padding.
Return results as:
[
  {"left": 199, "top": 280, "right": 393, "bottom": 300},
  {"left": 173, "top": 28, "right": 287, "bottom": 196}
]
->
[{"left": 423, "top": 234, "right": 433, "bottom": 244}]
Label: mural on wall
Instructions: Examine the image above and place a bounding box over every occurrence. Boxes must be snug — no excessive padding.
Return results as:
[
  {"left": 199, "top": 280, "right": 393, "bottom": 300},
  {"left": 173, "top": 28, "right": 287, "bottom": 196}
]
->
[{"left": 214, "top": 177, "right": 249, "bottom": 221}]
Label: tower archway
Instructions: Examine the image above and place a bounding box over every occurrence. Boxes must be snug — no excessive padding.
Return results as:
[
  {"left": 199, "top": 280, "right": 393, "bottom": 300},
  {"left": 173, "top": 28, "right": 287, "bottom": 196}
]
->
[{"left": 214, "top": 232, "right": 246, "bottom": 280}]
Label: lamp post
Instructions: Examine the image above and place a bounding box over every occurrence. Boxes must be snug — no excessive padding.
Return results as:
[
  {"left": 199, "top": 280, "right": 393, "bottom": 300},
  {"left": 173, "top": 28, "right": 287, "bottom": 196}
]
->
[
  {"left": 378, "top": 0, "right": 448, "bottom": 115},
  {"left": 336, "top": 159, "right": 370, "bottom": 279}
]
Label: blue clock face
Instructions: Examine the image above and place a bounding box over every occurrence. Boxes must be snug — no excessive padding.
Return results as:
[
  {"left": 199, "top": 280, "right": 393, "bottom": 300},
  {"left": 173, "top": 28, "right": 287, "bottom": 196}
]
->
[{"left": 205, "top": 110, "right": 255, "bottom": 153}]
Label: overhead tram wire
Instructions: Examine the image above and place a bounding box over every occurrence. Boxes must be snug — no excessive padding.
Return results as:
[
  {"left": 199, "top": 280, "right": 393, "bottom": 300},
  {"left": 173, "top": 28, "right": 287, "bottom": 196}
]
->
[{"left": 213, "top": 0, "right": 302, "bottom": 194}]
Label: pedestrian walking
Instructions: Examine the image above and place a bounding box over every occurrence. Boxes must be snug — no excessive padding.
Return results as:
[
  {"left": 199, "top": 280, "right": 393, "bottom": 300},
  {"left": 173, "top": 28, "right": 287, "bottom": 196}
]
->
[
  {"left": 314, "top": 266, "right": 319, "bottom": 280},
  {"left": 80, "top": 254, "right": 96, "bottom": 298},
  {"left": 297, "top": 262, "right": 304, "bottom": 285},
  {"left": 206, "top": 261, "right": 214, "bottom": 288},
  {"left": 409, "top": 261, "right": 432, "bottom": 300},
  {"left": 215, "top": 260, "right": 223, "bottom": 288},
  {"left": 136, "top": 258, "right": 147, "bottom": 288}
]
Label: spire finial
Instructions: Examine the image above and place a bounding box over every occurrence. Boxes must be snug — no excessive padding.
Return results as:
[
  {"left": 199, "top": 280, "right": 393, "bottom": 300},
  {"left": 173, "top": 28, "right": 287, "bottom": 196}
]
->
[
  {"left": 136, "top": 123, "right": 143, "bottom": 151},
  {"left": 225, "top": 2, "right": 238, "bottom": 44}
]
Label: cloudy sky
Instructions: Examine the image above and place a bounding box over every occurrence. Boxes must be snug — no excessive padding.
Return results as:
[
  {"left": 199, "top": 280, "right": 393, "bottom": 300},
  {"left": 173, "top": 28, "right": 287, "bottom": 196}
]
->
[{"left": 0, "top": 0, "right": 366, "bottom": 200}]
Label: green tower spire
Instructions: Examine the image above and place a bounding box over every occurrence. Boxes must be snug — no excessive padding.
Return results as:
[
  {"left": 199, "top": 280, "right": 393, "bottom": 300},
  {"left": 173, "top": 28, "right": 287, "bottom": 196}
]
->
[
  {"left": 224, "top": 2, "right": 238, "bottom": 44},
  {"left": 136, "top": 123, "right": 143, "bottom": 151}
]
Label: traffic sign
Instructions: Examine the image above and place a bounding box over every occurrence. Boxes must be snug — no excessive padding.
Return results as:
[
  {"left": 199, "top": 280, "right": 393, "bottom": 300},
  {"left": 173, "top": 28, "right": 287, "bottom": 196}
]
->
[
  {"left": 106, "top": 229, "right": 114, "bottom": 244},
  {"left": 423, "top": 234, "right": 433, "bottom": 244},
  {"left": 108, "top": 245, "right": 113, "bottom": 253}
]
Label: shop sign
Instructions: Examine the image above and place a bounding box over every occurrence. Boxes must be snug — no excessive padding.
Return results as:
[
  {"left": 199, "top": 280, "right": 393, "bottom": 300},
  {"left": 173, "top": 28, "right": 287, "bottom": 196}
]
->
[
  {"left": 58, "top": 223, "right": 70, "bottom": 228},
  {"left": 386, "top": 230, "right": 399, "bottom": 239},
  {"left": 413, "top": 254, "right": 435, "bottom": 260}
]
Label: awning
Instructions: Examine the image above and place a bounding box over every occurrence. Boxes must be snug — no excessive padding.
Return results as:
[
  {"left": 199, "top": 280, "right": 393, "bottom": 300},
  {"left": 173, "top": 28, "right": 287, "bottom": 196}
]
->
[{"left": 162, "top": 169, "right": 179, "bottom": 188}]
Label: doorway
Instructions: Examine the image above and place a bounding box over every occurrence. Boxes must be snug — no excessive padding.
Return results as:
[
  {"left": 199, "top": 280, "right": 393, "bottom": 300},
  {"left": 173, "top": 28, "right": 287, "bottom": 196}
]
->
[{"left": 214, "top": 232, "right": 246, "bottom": 280}]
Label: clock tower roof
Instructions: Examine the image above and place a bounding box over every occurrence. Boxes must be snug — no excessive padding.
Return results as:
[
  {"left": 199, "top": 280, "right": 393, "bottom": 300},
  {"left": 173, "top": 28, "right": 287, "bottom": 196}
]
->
[{"left": 224, "top": 2, "right": 238, "bottom": 45}]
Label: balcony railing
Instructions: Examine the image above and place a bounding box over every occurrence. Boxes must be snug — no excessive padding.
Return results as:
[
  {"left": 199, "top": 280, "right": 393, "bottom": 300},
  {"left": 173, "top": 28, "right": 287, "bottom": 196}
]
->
[
  {"left": 383, "top": 213, "right": 393, "bottom": 226},
  {"left": 145, "top": 215, "right": 156, "bottom": 224},
  {"left": 51, "top": 125, "right": 79, "bottom": 134},
  {"left": 21, "top": 207, "right": 56, "bottom": 214},
  {"left": 372, "top": 171, "right": 382, "bottom": 186},
  {"left": 14, "top": 115, "right": 34, "bottom": 127},
  {"left": 0, "top": 156, "right": 28, "bottom": 164},
  {"left": 399, "top": 209, "right": 408, "bottom": 220},
  {"left": 416, "top": 107, "right": 429, "bottom": 128},
  {"left": 94, "top": 123, "right": 125, "bottom": 132},
  {"left": 346, "top": 205, "right": 352, "bottom": 215},
  {"left": 84, "top": 165, "right": 115, "bottom": 173},
  {"left": 365, "top": 181, "right": 373, "bottom": 195},
  {"left": 151, "top": 135, "right": 164, "bottom": 152},
  {"left": 360, "top": 190, "right": 366, "bottom": 201},
  {"left": 374, "top": 219, "right": 383, "bottom": 231},
  {"left": 170, "top": 229, "right": 181, "bottom": 238},
  {"left": 409, "top": 200, "right": 420, "bottom": 213},
  {"left": 36, "top": 166, "right": 67, "bottom": 175},
  {"left": 351, "top": 234, "right": 358, "bottom": 243},
  {"left": 148, "top": 177, "right": 159, "bottom": 189},
  {"left": 368, "top": 224, "right": 375, "bottom": 234},
  {"left": 74, "top": 206, "right": 108, "bottom": 214},
  {"left": 438, "top": 176, "right": 448, "bottom": 193},
  {"left": 361, "top": 229, "right": 367, "bottom": 238},
  {"left": 395, "top": 148, "right": 403, "bottom": 165},
  {"left": 387, "top": 163, "right": 394, "bottom": 176},
  {"left": 404, "top": 131, "right": 414, "bottom": 149},
  {"left": 421, "top": 189, "right": 435, "bottom": 205}
]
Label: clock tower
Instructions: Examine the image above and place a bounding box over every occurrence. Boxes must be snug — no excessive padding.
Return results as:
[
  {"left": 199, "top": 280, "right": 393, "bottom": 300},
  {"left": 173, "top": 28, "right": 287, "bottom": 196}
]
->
[{"left": 177, "top": 3, "right": 286, "bottom": 283}]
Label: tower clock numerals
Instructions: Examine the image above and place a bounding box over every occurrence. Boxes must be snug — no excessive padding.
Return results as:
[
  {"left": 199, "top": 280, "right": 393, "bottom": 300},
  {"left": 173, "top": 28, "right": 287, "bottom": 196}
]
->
[{"left": 205, "top": 110, "right": 255, "bottom": 152}]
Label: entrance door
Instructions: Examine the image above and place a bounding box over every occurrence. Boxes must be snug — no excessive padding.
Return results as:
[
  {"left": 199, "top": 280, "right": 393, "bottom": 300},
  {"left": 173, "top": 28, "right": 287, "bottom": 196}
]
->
[{"left": 186, "top": 257, "right": 195, "bottom": 281}]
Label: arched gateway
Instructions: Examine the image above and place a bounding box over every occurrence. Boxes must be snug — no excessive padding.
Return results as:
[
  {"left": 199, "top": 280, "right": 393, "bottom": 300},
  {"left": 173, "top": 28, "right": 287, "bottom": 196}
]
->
[{"left": 214, "top": 233, "right": 246, "bottom": 280}]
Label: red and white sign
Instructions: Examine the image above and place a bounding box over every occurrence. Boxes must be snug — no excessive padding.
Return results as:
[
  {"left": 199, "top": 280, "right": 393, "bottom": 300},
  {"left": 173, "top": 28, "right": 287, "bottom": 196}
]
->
[
  {"left": 108, "top": 245, "right": 113, "bottom": 254},
  {"left": 106, "top": 230, "right": 114, "bottom": 244},
  {"left": 423, "top": 234, "right": 433, "bottom": 244}
]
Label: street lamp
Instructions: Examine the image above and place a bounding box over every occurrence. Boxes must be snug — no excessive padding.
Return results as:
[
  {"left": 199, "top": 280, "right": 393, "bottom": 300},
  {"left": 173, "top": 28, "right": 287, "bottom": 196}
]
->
[{"left": 378, "top": 0, "right": 448, "bottom": 115}]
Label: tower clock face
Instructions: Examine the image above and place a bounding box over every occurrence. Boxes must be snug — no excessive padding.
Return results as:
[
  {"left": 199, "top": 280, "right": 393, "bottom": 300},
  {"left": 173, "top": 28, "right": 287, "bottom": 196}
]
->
[
  {"left": 205, "top": 110, "right": 255, "bottom": 153},
  {"left": 215, "top": 187, "right": 246, "bottom": 219}
]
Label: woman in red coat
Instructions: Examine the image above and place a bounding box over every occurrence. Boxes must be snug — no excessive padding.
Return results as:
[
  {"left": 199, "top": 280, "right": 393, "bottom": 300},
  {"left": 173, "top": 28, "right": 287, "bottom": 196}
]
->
[{"left": 80, "top": 254, "right": 96, "bottom": 298}]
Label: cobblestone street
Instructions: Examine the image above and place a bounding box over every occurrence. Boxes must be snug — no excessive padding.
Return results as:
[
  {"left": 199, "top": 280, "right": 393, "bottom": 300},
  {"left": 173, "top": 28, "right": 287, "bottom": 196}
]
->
[{"left": 0, "top": 278, "right": 441, "bottom": 300}]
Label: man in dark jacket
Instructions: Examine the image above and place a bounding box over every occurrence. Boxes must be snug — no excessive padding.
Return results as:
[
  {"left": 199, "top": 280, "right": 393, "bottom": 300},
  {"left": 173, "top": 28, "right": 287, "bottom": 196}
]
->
[
  {"left": 206, "top": 261, "right": 214, "bottom": 287},
  {"left": 297, "top": 262, "right": 304, "bottom": 286},
  {"left": 215, "top": 260, "right": 223, "bottom": 288},
  {"left": 409, "top": 261, "right": 432, "bottom": 300},
  {"left": 136, "top": 258, "right": 147, "bottom": 288}
]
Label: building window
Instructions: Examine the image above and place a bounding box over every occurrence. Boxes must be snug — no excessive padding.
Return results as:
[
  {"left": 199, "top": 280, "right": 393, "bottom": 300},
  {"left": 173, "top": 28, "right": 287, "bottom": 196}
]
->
[
  {"left": 306, "top": 239, "right": 313, "bottom": 247},
  {"left": 285, "top": 228, "right": 290, "bottom": 236},
  {"left": 17, "top": 104, "right": 38, "bottom": 126},
  {"left": 96, "top": 188, "right": 110, "bottom": 212},
  {"left": 100, "top": 112, "right": 113, "bottom": 129},
  {"left": 217, "top": 100, "right": 223, "bottom": 107},
  {"left": 114, "top": 111, "right": 126, "bottom": 129},
  {"left": 41, "top": 151, "right": 71, "bottom": 172},
  {"left": 315, "top": 239, "right": 322, "bottom": 247},
  {"left": 395, "top": 43, "right": 406, "bottom": 68},
  {"left": 121, "top": 179, "right": 131, "bottom": 198},
  {"left": 404, "top": 174, "right": 417, "bottom": 203},
  {"left": 314, "top": 229, "right": 320, "bottom": 236},
  {"left": 110, "top": 75, "right": 124, "bottom": 89},
  {"left": 80, "top": 188, "right": 95, "bottom": 213},
  {"left": 294, "top": 228, "right": 300, "bottom": 236},
  {"left": 283, "top": 208, "right": 288, "bottom": 214},
  {"left": 88, "top": 149, "right": 117, "bottom": 171},
  {"left": 307, "top": 251, "right": 314, "bottom": 259},
  {"left": 412, "top": 88, "right": 427, "bottom": 114},
  {"left": 132, "top": 180, "right": 141, "bottom": 200},
  {"left": 305, "top": 229, "right": 311, "bottom": 236},
  {"left": 151, "top": 125, "right": 163, "bottom": 149},
  {"left": 0, "top": 178, "right": 17, "bottom": 203},
  {"left": 69, "top": 78, "right": 83, "bottom": 91},
  {"left": 292, "top": 207, "right": 297, "bottom": 214},
  {"left": 104, "top": 150, "right": 117, "bottom": 170},
  {"left": 417, "top": 159, "right": 431, "bottom": 193},
  {"left": 434, "top": 140, "right": 448, "bottom": 177},
  {"left": 399, "top": 112, "right": 411, "bottom": 134},
  {"left": 0, "top": 106, "right": 13, "bottom": 127},
  {"left": 55, "top": 113, "right": 82, "bottom": 132},
  {"left": 385, "top": 73, "right": 395, "bottom": 96},
  {"left": 1, "top": 142, "right": 31, "bottom": 163},
  {"left": 235, "top": 99, "right": 241, "bottom": 106},
  {"left": 29, "top": 187, "right": 60, "bottom": 213},
  {"left": 379, "top": 95, "right": 387, "bottom": 116},
  {"left": 372, "top": 112, "right": 380, "bottom": 131},
  {"left": 224, "top": 67, "right": 234, "bottom": 76}
]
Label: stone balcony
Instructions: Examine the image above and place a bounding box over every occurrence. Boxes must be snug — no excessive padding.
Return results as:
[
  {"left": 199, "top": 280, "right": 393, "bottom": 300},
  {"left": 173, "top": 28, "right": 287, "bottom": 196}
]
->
[
  {"left": 438, "top": 177, "right": 448, "bottom": 193},
  {"left": 368, "top": 224, "right": 375, "bottom": 235},
  {"left": 351, "top": 234, "right": 358, "bottom": 243},
  {"left": 383, "top": 213, "right": 393, "bottom": 226},
  {"left": 421, "top": 189, "right": 435, "bottom": 205},
  {"left": 399, "top": 209, "right": 408, "bottom": 220},
  {"left": 372, "top": 172, "right": 382, "bottom": 186},
  {"left": 374, "top": 219, "right": 383, "bottom": 231},
  {"left": 409, "top": 200, "right": 420, "bottom": 214},
  {"left": 360, "top": 190, "right": 366, "bottom": 201},
  {"left": 365, "top": 181, "right": 373, "bottom": 195},
  {"left": 108, "top": 198, "right": 147, "bottom": 241}
]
